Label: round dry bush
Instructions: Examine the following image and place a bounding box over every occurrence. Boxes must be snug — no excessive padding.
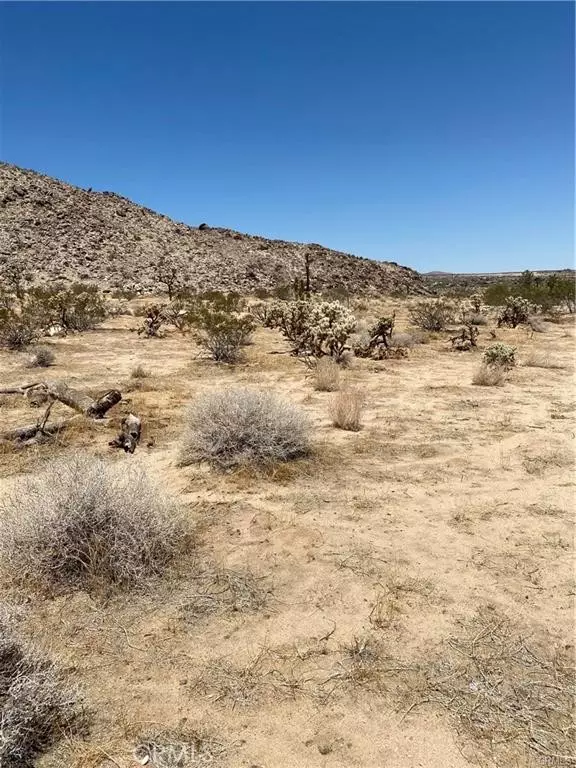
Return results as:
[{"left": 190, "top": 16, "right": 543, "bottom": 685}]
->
[
  {"left": 180, "top": 388, "right": 311, "bottom": 470},
  {"left": 0, "top": 456, "right": 184, "bottom": 593}
]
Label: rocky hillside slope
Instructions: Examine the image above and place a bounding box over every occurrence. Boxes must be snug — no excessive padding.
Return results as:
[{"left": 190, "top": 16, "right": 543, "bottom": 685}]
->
[{"left": 0, "top": 163, "right": 425, "bottom": 295}]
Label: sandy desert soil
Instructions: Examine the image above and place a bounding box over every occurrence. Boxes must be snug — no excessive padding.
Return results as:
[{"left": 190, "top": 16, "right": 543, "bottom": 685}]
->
[{"left": 0, "top": 299, "right": 574, "bottom": 768}]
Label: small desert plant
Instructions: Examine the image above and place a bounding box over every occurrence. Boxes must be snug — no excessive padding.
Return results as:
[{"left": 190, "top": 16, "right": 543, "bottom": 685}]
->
[
  {"left": 497, "top": 296, "right": 532, "bottom": 328},
  {"left": 329, "top": 390, "right": 364, "bottom": 431},
  {"left": 0, "top": 316, "right": 41, "bottom": 350},
  {"left": 483, "top": 343, "right": 516, "bottom": 369},
  {"left": 409, "top": 298, "right": 455, "bottom": 331},
  {"left": 472, "top": 364, "right": 506, "bottom": 387},
  {"left": 26, "top": 346, "right": 55, "bottom": 368},
  {"left": 265, "top": 300, "right": 356, "bottom": 359},
  {"left": 469, "top": 293, "right": 483, "bottom": 313},
  {"left": 0, "top": 611, "right": 82, "bottom": 767},
  {"left": 0, "top": 456, "right": 184, "bottom": 592},
  {"left": 313, "top": 356, "right": 341, "bottom": 391},
  {"left": 522, "top": 352, "right": 565, "bottom": 369},
  {"left": 131, "top": 364, "right": 150, "bottom": 378},
  {"left": 180, "top": 389, "right": 311, "bottom": 469}
]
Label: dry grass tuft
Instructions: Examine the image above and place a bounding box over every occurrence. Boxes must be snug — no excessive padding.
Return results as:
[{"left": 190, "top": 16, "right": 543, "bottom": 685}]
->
[
  {"left": 130, "top": 363, "right": 150, "bottom": 378},
  {"left": 522, "top": 351, "right": 566, "bottom": 369},
  {"left": 179, "top": 388, "right": 311, "bottom": 470},
  {"left": 312, "top": 356, "right": 341, "bottom": 392},
  {"left": 0, "top": 455, "right": 185, "bottom": 593},
  {"left": 180, "top": 566, "right": 269, "bottom": 622},
  {"left": 329, "top": 390, "right": 365, "bottom": 431},
  {"left": 472, "top": 364, "right": 506, "bottom": 387},
  {"left": 0, "top": 608, "right": 83, "bottom": 767},
  {"left": 404, "top": 608, "right": 576, "bottom": 766}
]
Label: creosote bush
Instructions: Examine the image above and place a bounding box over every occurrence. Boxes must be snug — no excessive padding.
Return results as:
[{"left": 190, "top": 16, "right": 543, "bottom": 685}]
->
[
  {"left": 187, "top": 293, "right": 256, "bottom": 363},
  {"left": 483, "top": 343, "right": 516, "bottom": 369},
  {"left": 26, "top": 283, "right": 107, "bottom": 333},
  {"left": 313, "top": 356, "right": 341, "bottom": 392},
  {"left": 0, "top": 316, "right": 40, "bottom": 350},
  {"left": 330, "top": 390, "right": 365, "bottom": 431},
  {"left": 0, "top": 610, "right": 82, "bottom": 767},
  {"left": 180, "top": 388, "right": 311, "bottom": 469},
  {"left": 409, "top": 298, "right": 455, "bottom": 331},
  {"left": 0, "top": 456, "right": 184, "bottom": 593}
]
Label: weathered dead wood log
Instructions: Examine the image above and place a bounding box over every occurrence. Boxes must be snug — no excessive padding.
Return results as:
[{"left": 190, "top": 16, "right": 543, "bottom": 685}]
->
[
  {"left": 0, "top": 416, "right": 78, "bottom": 443},
  {"left": 109, "top": 413, "right": 142, "bottom": 454},
  {"left": 43, "top": 382, "right": 122, "bottom": 418},
  {"left": 0, "top": 381, "right": 121, "bottom": 418}
]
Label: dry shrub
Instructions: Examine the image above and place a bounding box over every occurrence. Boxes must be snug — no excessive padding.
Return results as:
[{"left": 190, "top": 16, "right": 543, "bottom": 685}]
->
[
  {"left": 313, "top": 356, "right": 341, "bottom": 392},
  {"left": 330, "top": 390, "right": 364, "bottom": 431},
  {"left": 25, "top": 346, "right": 55, "bottom": 368},
  {"left": 522, "top": 352, "right": 565, "bottom": 369},
  {"left": 130, "top": 364, "right": 150, "bottom": 378},
  {"left": 180, "top": 388, "right": 311, "bottom": 470},
  {"left": 0, "top": 609, "right": 82, "bottom": 767},
  {"left": 0, "top": 455, "right": 185, "bottom": 593},
  {"left": 472, "top": 364, "right": 505, "bottom": 387}
]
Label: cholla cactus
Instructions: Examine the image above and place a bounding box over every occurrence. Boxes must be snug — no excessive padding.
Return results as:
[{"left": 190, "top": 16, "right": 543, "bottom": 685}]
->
[
  {"left": 497, "top": 296, "right": 532, "bottom": 328},
  {"left": 450, "top": 324, "right": 479, "bottom": 351},
  {"left": 265, "top": 300, "right": 356, "bottom": 359},
  {"left": 469, "top": 293, "right": 483, "bottom": 313},
  {"left": 483, "top": 343, "right": 516, "bottom": 368}
]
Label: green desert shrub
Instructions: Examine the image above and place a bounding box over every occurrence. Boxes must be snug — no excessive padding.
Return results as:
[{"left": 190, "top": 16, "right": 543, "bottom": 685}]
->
[
  {"left": 26, "top": 283, "right": 107, "bottom": 333},
  {"left": 0, "top": 456, "right": 184, "bottom": 593},
  {"left": 180, "top": 388, "right": 311, "bottom": 469},
  {"left": 408, "top": 298, "right": 455, "bottom": 331}
]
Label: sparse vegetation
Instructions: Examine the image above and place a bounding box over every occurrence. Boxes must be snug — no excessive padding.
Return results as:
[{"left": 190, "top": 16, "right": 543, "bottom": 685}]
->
[
  {"left": 329, "top": 390, "right": 364, "bottom": 431},
  {"left": 0, "top": 456, "right": 184, "bottom": 592},
  {"left": 180, "top": 388, "right": 311, "bottom": 469},
  {"left": 187, "top": 293, "right": 255, "bottom": 363},
  {"left": 130, "top": 363, "right": 150, "bottom": 378}
]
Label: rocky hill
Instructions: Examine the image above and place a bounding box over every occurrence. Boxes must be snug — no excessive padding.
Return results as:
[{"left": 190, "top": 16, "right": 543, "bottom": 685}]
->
[{"left": 0, "top": 163, "right": 425, "bottom": 295}]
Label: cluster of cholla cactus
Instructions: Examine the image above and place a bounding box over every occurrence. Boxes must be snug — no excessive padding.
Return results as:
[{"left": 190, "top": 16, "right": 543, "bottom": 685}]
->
[
  {"left": 497, "top": 296, "right": 534, "bottom": 328},
  {"left": 353, "top": 315, "right": 407, "bottom": 359},
  {"left": 450, "top": 323, "right": 479, "bottom": 351},
  {"left": 469, "top": 293, "right": 483, "bottom": 313},
  {"left": 265, "top": 300, "right": 356, "bottom": 359},
  {"left": 483, "top": 342, "right": 516, "bottom": 368}
]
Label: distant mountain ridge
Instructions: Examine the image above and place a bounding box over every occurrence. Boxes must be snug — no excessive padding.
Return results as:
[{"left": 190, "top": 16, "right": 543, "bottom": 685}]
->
[{"left": 0, "top": 163, "right": 426, "bottom": 296}]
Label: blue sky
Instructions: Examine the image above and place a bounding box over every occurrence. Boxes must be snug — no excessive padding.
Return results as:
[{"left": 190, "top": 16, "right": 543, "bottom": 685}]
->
[{"left": 0, "top": 1, "right": 573, "bottom": 272}]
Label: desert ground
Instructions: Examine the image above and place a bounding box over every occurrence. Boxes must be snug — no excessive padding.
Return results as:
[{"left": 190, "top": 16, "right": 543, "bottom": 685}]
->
[{"left": 0, "top": 298, "right": 574, "bottom": 768}]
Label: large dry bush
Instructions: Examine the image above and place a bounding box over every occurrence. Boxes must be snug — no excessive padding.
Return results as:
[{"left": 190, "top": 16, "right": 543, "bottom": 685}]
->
[
  {"left": 0, "top": 609, "right": 82, "bottom": 767},
  {"left": 0, "top": 456, "right": 184, "bottom": 592},
  {"left": 180, "top": 389, "right": 311, "bottom": 469}
]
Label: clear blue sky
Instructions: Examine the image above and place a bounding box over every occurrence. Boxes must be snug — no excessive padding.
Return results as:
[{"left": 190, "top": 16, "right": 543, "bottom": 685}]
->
[{"left": 1, "top": 1, "right": 573, "bottom": 272}]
